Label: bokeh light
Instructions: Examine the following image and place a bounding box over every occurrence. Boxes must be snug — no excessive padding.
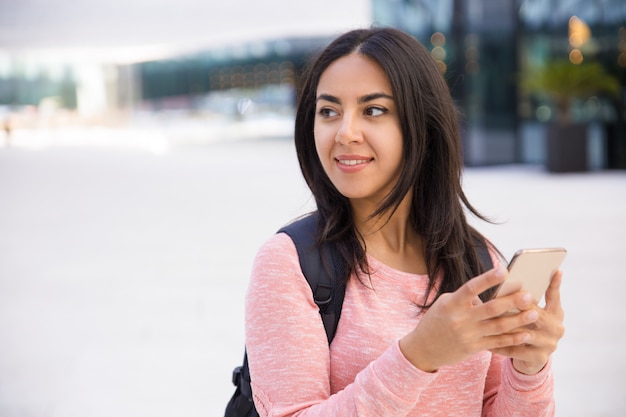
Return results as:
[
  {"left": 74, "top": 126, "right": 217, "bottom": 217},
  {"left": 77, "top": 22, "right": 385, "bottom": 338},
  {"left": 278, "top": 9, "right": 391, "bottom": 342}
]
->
[{"left": 569, "top": 48, "right": 584, "bottom": 64}]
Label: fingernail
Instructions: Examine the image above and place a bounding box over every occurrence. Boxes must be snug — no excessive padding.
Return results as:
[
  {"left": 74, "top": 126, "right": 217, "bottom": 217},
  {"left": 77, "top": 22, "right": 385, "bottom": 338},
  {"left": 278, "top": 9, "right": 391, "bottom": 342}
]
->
[
  {"left": 495, "top": 267, "right": 506, "bottom": 278},
  {"left": 526, "top": 310, "right": 539, "bottom": 321},
  {"left": 523, "top": 333, "right": 532, "bottom": 343},
  {"left": 522, "top": 292, "right": 533, "bottom": 304}
]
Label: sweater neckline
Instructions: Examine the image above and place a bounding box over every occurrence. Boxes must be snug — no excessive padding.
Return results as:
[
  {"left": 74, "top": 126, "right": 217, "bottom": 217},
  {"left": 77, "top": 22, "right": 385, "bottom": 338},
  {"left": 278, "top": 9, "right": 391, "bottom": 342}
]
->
[{"left": 364, "top": 253, "right": 429, "bottom": 284}]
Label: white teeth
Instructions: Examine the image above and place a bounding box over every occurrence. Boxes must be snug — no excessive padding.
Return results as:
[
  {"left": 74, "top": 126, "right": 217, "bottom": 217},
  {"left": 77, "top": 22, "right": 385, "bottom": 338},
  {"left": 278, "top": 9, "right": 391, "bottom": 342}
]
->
[{"left": 338, "top": 159, "right": 368, "bottom": 166}]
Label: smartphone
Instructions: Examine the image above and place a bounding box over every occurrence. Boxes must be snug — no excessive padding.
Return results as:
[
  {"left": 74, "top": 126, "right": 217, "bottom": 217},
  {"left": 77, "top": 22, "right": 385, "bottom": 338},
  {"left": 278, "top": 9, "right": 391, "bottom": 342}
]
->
[{"left": 494, "top": 248, "right": 567, "bottom": 303}]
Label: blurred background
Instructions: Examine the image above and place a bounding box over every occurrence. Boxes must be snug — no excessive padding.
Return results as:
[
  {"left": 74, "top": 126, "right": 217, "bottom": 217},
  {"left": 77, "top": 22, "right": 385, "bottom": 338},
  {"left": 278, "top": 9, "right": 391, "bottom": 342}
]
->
[
  {"left": 1, "top": 0, "right": 626, "bottom": 168},
  {"left": 0, "top": 1, "right": 625, "bottom": 416}
]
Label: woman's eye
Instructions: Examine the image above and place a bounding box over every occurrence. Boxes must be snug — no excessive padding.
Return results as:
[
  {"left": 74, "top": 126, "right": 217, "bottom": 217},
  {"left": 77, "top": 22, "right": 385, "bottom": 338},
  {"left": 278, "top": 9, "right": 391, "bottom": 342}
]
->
[
  {"left": 318, "top": 108, "right": 338, "bottom": 117},
  {"left": 366, "top": 107, "right": 386, "bottom": 117}
]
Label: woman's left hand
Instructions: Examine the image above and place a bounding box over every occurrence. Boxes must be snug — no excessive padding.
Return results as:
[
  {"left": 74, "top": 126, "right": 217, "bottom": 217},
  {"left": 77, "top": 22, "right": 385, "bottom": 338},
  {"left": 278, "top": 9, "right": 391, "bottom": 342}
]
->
[{"left": 489, "top": 270, "right": 565, "bottom": 375}]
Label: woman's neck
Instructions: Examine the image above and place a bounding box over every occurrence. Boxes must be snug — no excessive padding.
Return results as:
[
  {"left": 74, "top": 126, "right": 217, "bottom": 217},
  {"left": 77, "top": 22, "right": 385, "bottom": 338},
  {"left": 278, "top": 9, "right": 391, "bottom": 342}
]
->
[{"left": 352, "top": 193, "right": 427, "bottom": 274}]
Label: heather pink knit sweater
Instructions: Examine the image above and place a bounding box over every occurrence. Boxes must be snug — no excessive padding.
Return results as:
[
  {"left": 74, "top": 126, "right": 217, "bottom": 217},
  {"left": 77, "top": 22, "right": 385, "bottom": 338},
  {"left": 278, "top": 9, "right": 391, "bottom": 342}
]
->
[{"left": 245, "top": 233, "right": 555, "bottom": 417}]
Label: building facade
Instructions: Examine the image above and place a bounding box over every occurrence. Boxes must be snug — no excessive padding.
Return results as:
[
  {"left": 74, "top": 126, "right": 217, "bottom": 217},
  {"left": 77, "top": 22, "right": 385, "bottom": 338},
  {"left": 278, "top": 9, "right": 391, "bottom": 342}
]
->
[{"left": 371, "top": 0, "right": 626, "bottom": 167}]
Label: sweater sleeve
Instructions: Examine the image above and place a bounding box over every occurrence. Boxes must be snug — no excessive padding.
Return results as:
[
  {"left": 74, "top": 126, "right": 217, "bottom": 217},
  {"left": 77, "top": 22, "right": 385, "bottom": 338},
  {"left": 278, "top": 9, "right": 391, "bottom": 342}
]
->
[
  {"left": 482, "top": 354, "right": 555, "bottom": 417},
  {"left": 245, "top": 233, "right": 438, "bottom": 417}
]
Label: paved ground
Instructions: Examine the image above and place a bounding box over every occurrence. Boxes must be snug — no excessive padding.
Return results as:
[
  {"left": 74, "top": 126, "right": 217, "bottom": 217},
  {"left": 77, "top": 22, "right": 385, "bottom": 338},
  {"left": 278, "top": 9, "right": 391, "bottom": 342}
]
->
[{"left": 0, "top": 129, "right": 625, "bottom": 416}]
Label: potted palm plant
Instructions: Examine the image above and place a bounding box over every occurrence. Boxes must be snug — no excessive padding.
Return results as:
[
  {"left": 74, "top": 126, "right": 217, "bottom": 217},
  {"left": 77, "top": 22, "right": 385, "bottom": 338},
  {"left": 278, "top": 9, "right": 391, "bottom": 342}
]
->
[{"left": 520, "top": 59, "right": 620, "bottom": 172}]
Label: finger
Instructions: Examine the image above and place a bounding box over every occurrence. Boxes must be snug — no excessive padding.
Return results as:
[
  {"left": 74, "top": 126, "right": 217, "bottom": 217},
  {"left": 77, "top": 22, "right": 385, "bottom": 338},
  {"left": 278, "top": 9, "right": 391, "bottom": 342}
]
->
[
  {"left": 481, "top": 308, "right": 539, "bottom": 336},
  {"left": 492, "top": 313, "right": 563, "bottom": 355},
  {"left": 489, "top": 345, "right": 535, "bottom": 361},
  {"left": 473, "top": 291, "right": 534, "bottom": 321},
  {"left": 544, "top": 270, "right": 563, "bottom": 316},
  {"left": 480, "top": 330, "right": 531, "bottom": 351},
  {"left": 460, "top": 267, "right": 507, "bottom": 303}
]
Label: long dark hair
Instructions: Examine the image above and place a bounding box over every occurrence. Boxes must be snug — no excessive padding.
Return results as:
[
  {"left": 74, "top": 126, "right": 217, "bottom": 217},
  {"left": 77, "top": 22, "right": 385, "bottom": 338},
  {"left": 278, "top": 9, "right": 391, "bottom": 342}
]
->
[{"left": 295, "top": 27, "right": 498, "bottom": 305}]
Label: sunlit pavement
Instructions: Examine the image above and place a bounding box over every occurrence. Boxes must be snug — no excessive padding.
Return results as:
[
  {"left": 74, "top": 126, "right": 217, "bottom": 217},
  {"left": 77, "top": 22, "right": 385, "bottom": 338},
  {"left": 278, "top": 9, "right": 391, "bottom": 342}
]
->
[{"left": 0, "top": 127, "right": 625, "bottom": 417}]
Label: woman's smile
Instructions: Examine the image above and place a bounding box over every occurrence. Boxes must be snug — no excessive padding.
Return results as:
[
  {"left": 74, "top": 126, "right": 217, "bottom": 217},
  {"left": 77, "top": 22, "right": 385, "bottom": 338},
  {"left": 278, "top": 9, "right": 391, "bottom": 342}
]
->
[{"left": 335, "top": 154, "right": 373, "bottom": 172}]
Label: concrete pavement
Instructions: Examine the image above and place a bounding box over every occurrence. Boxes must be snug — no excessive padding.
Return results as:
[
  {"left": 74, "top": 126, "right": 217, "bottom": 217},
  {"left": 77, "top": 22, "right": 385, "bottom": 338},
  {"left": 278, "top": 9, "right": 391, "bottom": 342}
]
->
[{"left": 0, "top": 130, "right": 624, "bottom": 416}]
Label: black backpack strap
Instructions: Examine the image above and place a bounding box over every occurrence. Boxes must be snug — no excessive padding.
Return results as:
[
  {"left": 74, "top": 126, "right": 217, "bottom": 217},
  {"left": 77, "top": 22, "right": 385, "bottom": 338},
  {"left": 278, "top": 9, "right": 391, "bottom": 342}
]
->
[
  {"left": 476, "top": 238, "right": 493, "bottom": 271},
  {"left": 278, "top": 212, "right": 345, "bottom": 344},
  {"left": 473, "top": 235, "right": 495, "bottom": 302}
]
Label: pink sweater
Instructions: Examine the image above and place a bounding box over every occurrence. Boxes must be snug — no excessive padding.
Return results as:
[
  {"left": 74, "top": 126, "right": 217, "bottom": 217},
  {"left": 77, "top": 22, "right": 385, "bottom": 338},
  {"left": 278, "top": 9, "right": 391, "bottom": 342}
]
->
[{"left": 245, "top": 233, "right": 555, "bottom": 417}]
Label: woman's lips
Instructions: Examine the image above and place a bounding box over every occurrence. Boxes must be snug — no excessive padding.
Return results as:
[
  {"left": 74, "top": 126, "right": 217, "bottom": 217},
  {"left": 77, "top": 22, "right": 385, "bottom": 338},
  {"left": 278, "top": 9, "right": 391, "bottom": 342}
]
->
[{"left": 335, "top": 155, "right": 372, "bottom": 173}]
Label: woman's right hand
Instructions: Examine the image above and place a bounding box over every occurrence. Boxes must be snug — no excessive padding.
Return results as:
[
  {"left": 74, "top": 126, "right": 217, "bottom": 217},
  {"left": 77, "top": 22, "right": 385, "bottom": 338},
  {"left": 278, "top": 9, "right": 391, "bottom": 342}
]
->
[{"left": 399, "top": 267, "right": 539, "bottom": 373}]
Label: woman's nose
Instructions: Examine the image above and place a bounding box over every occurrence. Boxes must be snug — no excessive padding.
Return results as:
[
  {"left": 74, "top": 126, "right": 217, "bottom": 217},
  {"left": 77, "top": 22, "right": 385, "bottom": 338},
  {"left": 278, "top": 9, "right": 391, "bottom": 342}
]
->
[{"left": 336, "top": 113, "right": 363, "bottom": 145}]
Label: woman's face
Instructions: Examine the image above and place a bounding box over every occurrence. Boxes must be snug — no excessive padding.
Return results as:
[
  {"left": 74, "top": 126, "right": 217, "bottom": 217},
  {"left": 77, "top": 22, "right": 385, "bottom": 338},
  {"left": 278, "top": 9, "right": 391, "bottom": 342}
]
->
[{"left": 314, "top": 53, "right": 404, "bottom": 206}]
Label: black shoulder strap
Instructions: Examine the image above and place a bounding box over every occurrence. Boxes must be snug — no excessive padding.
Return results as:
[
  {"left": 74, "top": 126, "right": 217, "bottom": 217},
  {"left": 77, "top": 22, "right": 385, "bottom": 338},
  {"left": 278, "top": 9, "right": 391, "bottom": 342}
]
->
[
  {"left": 473, "top": 235, "right": 495, "bottom": 302},
  {"left": 278, "top": 212, "right": 345, "bottom": 344},
  {"left": 476, "top": 238, "right": 493, "bottom": 271}
]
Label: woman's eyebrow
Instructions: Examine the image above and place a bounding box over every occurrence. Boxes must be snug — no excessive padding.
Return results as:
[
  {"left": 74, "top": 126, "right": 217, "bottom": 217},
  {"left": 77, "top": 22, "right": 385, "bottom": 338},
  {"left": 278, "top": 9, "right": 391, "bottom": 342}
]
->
[
  {"left": 358, "top": 92, "right": 394, "bottom": 103},
  {"left": 316, "top": 94, "right": 340, "bottom": 104},
  {"left": 316, "top": 92, "right": 394, "bottom": 104}
]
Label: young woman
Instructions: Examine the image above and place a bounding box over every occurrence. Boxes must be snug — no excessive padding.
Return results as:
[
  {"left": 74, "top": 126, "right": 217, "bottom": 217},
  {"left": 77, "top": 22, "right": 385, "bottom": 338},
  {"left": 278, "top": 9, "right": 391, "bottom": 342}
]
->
[{"left": 245, "top": 27, "right": 564, "bottom": 417}]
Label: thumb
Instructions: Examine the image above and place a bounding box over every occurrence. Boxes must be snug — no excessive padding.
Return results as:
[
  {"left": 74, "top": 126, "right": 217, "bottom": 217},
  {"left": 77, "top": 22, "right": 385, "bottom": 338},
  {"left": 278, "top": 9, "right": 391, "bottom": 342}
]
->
[{"left": 544, "top": 269, "right": 563, "bottom": 315}]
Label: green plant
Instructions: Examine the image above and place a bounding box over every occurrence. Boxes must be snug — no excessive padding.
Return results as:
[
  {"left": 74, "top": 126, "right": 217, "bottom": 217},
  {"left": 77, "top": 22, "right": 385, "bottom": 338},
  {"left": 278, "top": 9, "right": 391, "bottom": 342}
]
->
[{"left": 520, "top": 59, "right": 621, "bottom": 123}]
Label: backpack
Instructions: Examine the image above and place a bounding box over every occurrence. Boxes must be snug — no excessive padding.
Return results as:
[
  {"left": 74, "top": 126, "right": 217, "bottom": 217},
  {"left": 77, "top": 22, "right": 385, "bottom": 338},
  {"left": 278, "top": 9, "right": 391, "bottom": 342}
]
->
[
  {"left": 224, "top": 212, "right": 492, "bottom": 417},
  {"left": 225, "top": 213, "right": 345, "bottom": 417}
]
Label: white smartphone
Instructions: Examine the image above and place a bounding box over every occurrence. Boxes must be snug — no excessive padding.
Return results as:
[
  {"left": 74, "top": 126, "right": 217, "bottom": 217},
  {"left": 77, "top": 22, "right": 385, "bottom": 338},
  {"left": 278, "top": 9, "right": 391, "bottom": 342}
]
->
[{"left": 494, "top": 248, "right": 567, "bottom": 303}]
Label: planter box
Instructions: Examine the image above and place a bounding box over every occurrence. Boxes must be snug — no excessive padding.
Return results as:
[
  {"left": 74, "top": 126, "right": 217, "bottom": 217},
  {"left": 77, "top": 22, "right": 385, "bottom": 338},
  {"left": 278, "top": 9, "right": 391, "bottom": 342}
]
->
[{"left": 546, "top": 123, "right": 588, "bottom": 172}]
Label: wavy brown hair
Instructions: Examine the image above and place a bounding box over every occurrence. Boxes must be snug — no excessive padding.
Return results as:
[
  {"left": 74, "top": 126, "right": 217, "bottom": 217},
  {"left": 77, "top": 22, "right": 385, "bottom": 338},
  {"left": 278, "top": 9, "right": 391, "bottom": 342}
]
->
[{"left": 294, "top": 27, "right": 499, "bottom": 305}]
